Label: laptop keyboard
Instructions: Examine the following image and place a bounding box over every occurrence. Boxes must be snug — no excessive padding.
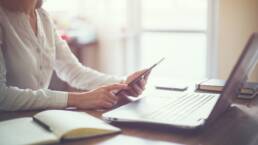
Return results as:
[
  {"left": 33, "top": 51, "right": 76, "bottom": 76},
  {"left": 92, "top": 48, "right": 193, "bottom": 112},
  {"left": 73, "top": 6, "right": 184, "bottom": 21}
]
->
[{"left": 145, "top": 93, "right": 217, "bottom": 122}]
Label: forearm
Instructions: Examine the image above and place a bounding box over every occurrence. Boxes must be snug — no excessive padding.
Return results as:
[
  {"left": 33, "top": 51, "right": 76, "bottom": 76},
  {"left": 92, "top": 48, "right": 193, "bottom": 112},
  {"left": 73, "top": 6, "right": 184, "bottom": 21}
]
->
[
  {"left": 55, "top": 62, "right": 125, "bottom": 91},
  {"left": 0, "top": 85, "right": 68, "bottom": 111}
]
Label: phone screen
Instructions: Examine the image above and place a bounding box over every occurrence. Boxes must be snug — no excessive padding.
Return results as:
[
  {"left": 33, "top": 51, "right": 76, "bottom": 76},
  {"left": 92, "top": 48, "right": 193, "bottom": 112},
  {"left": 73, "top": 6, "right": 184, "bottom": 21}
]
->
[{"left": 116, "top": 57, "right": 165, "bottom": 95}]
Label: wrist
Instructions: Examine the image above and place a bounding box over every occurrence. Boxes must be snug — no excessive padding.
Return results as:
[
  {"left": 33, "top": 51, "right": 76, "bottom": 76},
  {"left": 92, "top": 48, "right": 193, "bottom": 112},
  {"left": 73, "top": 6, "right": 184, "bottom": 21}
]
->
[{"left": 68, "top": 92, "right": 81, "bottom": 107}]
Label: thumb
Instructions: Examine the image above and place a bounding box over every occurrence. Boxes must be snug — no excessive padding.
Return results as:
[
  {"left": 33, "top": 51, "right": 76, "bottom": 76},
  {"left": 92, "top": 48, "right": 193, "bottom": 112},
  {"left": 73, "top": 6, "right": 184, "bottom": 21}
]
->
[
  {"left": 105, "top": 83, "right": 128, "bottom": 91},
  {"left": 128, "top": 69, "right": 148, "bottom": 82},
  {"left": 134, "top": 69, "right": 148, "bottom": 77},
  {"left": 144, "top": 70, "right": 151, "bottom": 80}
]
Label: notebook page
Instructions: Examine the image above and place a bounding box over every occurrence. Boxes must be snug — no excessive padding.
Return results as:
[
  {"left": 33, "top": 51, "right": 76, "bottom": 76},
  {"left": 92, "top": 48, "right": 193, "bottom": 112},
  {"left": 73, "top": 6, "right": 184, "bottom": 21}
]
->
[
  {"left": 34, "top": 110, "right": 121, "bottom": 139},
  {"left": 0, "top": 118, "right": 58, "bottom": 145}
]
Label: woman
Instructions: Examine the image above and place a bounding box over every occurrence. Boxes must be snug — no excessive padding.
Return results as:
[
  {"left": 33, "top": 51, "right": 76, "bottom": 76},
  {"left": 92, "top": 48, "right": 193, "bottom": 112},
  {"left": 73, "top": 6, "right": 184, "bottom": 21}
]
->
[{"left": 0, "top": 0, "right": 149, "bottom": 111}]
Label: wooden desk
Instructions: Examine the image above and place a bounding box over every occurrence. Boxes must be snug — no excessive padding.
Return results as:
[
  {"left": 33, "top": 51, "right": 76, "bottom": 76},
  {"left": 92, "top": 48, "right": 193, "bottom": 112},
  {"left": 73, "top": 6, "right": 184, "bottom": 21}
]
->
[{"left": 1, "top": 93, "right": 258, "bottom": 145}]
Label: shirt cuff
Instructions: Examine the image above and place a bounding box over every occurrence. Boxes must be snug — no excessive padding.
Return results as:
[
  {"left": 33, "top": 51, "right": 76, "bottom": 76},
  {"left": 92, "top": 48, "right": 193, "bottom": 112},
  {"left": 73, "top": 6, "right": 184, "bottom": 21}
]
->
[{"left": 44, "top": 89, "right": 68, "bottom": 109}]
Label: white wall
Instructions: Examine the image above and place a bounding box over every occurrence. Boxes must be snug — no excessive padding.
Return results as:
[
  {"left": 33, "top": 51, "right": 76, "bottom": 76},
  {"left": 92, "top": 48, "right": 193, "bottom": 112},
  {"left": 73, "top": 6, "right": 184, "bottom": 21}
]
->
[{"left": 218, "top": 0, "right": 258, "bottom": 81}]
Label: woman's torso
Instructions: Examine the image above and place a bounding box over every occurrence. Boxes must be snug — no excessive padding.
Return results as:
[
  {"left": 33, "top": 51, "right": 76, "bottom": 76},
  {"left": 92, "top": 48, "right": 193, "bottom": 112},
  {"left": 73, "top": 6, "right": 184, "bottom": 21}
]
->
[{"left": 0, "top": 7, "right": 56, "bottom": 90}]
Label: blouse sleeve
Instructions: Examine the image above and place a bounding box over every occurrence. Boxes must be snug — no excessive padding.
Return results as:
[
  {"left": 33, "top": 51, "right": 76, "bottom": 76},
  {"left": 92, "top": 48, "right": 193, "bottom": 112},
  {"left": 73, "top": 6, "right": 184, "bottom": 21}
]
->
[
  {"left": 0, "top": 26, "right": 68, "bottom": 111},
  {"left": 53, "top": 25, "right": 124, "bottom": 90}
]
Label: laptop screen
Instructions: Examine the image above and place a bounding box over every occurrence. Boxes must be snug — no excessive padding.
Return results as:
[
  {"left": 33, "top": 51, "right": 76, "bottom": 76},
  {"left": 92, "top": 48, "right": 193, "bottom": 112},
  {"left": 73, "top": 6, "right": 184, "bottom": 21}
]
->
[{"left": 208, "top": 33, "right": 258, "bottom": 122}]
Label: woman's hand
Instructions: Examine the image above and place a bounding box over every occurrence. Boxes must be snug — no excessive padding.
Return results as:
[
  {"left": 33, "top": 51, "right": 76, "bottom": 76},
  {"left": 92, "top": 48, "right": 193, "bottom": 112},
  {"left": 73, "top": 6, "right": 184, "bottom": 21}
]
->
[
  {"left": 119, "top": 69, "right": 150, "bottom": 98},
  {"left": 68, "top": 84, "right": 128, "bottom": 109},
  {"left": 67, "top": 69, "right": 150, "bottom": 110}
]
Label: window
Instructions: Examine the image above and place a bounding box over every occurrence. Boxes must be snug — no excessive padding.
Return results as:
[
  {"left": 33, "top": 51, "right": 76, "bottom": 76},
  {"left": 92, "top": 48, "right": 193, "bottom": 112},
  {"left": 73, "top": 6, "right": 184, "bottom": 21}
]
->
[
  {"left": 43, "top": 0, "right": 218, "bottom": 78},
  {"left": 43, "top": 0, "right": 81, "bottom": 14},
  {"left": 127, "top": 0, "right": 218, "bottom": 80}
]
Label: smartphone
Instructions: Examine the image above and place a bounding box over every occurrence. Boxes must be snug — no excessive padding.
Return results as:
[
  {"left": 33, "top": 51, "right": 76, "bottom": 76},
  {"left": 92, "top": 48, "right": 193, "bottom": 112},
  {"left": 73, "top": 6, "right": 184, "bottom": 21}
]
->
[{"left": 116, "top": 57, "right": 165, "bottom": 96}]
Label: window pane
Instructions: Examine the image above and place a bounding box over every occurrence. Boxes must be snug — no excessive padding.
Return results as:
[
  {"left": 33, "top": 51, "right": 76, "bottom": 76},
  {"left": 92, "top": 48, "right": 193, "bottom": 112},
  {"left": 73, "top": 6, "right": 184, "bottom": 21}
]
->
[
  {"left": 141, "top": 0, "right": 207, "bottom": 30},
  {"left": 140, "top": 33, "right": 207, "bottom": 80},
  {"left": 44, "top": 0, "right": 81, "bottom": 14}
]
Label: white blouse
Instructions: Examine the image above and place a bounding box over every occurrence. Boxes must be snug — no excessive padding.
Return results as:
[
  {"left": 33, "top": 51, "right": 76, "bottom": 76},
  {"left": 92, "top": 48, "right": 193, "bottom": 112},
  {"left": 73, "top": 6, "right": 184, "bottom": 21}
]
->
[{"left": 0, "top": 7, "right": 122, "bottom": 111}]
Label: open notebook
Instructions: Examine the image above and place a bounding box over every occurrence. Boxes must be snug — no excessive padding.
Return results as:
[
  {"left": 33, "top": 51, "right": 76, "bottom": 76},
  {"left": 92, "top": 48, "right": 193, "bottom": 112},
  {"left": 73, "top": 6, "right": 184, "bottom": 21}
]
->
[{"left": 0, "top": 110, "right": 121, "bottom": 145}]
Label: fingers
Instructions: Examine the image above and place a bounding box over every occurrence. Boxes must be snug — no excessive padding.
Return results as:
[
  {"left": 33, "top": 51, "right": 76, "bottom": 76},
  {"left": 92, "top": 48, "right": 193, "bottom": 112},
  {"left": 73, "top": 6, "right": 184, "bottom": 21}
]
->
[
  {"left": 126, "top": 69, "right": 150, "bottom": 86},
  {"left": 133, "top": 69, "right": 148, "bottom": 80},
  {"left": 127, "top": 87, "right": 138, "bottom": 96},
  {"left": 102, "top": 102, "right": 114, "bottom": 108},
  {"left": 96, "top": 84, "right": 128, "bottom": 109},
  {"left": 143, "top": 71, "right": 151, "bottom": 81},
  {"left": 137, "top": 69, "right": 149, "bottom": 75},
  {"left": 133, "top": 83, "right": 143, "bottom": 95},
  {"left": 105, "top": 83, "right": 128, "bottom": 91},
  {"left": 100, "top": 90, "right": 119, "bottom": 108},
  {"left": 105, "top": 92, "right": 119, "bottom": 105},
  {"left": 131, "top": 78, "right": 147, "bottom": 96},
  {"left": 119, "top": 91, "right": 128, "bottom": 98},
  {"left": 126, "top": 69, "right": 147, "bottom": 83},
  {"left": 139, "top": 79, "right": 146, "bottom": 89},
  {"left": 136, "top": 69, "right": 150, "bottom": 82},
  {"left": 96, "top": 77, "right": 147, "bottom": 109},
  {"left": 117, "top": 79, "right": 146, "bottom": 97},
  {"left": 124, "top": 82, "right": 142, "bottom": 97}
]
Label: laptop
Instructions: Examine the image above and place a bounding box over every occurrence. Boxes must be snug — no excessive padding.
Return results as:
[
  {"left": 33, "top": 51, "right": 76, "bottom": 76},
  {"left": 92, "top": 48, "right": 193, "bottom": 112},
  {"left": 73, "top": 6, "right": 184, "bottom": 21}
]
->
[{"left": 103, "top": 33, "right": 258, "bottom": 129}]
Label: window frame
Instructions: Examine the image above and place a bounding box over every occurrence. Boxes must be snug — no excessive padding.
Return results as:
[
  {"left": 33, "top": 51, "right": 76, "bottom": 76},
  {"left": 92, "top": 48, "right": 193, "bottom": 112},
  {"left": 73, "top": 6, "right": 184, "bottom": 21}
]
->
[{"left": 125, "top": 0, "right": 219, "bottom": 78}]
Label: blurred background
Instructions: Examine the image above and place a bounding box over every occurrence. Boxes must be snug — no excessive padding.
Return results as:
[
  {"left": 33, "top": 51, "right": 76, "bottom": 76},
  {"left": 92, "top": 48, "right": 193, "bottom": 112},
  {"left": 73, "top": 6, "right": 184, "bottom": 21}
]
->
[{"left": 44, "top": 0, "right": 258, "bottom": 91}]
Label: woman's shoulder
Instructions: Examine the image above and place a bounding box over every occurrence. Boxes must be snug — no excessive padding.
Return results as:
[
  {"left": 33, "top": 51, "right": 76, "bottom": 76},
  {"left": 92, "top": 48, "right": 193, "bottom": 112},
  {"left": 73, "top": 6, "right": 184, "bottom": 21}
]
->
[
  {"left": 37, "top": 8, "right": 51, "bottom": 20},
  {"left": 37, "top": 8, "right": 55, "bottom": 27},
  {"left": 37, "top": 8, "right": 49, "bottom": 17}
]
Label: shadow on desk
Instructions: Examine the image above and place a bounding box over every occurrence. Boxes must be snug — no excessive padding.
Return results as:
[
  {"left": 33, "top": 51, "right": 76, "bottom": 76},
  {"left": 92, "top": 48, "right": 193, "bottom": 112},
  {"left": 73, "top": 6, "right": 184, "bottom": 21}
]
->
[{"left": 197, "top": 105, "right": 258, "bottom": 145}]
